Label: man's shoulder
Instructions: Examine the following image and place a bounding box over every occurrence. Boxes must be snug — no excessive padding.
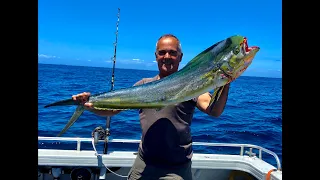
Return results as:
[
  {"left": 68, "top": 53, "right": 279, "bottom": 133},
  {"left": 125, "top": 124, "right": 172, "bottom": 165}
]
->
[{"left": 133, "top": 76, "right": 158, "bottom": 86}]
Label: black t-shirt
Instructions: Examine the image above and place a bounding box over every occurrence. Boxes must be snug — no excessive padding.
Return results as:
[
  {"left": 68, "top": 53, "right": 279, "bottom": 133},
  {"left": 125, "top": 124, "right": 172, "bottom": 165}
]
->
[{"left": 134, "top": 76, "right": 198, "bottom": 166}]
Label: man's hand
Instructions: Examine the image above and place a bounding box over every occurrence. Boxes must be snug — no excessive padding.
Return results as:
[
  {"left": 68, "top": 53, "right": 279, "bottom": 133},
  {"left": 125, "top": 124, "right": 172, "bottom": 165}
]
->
[
  {"left": 72, "top": 92, "right": 93, "bottom": 110},
  {"left": 71, "top": 92, "right": 122, "bottom": 117}
]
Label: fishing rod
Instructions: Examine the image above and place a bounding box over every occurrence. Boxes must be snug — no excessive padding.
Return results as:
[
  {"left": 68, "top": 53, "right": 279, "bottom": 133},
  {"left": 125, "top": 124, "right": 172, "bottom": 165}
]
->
[{"left": 103, "top": 8, "right": 120, "bottom": 154}]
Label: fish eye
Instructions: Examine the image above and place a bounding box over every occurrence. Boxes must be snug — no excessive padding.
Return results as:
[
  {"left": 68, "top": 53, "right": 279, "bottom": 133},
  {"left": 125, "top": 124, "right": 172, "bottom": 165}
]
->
[{"left": 233, "top": 46, "right": 240, "bottom": 55}]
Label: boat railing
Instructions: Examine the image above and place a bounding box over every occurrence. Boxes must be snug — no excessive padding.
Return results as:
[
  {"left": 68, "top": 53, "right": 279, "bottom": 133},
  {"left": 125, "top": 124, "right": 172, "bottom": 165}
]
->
[{"left": 38, "top": 136, "right": 281, "bottom": 170}]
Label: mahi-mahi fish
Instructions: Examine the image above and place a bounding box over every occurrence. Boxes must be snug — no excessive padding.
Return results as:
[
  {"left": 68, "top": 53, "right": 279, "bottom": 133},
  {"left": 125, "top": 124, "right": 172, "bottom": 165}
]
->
[{"left": 44, "top": 35, "right": 260, "bottom": 136}]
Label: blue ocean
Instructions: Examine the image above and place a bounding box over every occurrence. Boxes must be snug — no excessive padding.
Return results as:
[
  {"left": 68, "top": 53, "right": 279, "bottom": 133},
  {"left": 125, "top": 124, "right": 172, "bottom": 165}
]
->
[{"left": 38, "top": 63, "right": 282, "bottom": 168}]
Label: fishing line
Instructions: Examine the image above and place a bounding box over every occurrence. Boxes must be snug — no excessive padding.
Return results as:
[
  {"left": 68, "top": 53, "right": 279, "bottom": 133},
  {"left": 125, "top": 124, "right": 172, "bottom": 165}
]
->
[
  {"left": 91, "top": 138, "right": 128, "bottom": 178},
  {"left": 103, "top": 7, "right": 120, "bottom": 154}
]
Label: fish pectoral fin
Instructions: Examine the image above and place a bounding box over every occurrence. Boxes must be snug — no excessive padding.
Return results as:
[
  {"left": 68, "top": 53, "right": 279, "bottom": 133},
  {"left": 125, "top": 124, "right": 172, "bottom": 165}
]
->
[
  {"left": 57, "top": 105, "right": 85, "bottom": 137},
  {"left": 208, "top": 86, "right": 225, "bottom": 111}
]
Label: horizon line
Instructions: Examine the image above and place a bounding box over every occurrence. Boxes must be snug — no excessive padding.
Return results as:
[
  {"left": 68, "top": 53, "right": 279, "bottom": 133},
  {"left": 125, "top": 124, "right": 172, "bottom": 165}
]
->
[{"left": 38, "top": 62, "right": 282, "bottom": 79}]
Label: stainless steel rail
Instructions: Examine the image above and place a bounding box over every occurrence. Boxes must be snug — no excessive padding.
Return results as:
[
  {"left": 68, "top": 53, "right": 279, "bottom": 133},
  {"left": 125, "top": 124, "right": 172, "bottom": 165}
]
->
[{"left": 38, "top": 136, "right": 282, "bottom": 170}]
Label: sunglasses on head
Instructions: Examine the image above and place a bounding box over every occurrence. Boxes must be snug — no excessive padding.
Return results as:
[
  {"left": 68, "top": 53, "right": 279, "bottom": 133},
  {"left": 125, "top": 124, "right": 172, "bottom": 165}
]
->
[{"left": 157, "top": 50, "right": 178, "bottom": 57}]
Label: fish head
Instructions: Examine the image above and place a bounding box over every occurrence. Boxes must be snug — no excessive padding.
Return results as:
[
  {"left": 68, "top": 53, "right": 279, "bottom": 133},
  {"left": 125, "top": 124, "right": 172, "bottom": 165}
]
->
[{"left": 219, "top": 35, "right": 260, "bottom": 81}]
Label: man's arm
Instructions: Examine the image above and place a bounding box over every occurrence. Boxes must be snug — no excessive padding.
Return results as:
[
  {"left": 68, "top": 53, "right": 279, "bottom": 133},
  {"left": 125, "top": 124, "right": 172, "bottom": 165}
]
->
[{"left": 196, "top": 84, "right": 230, "bottom": 117}]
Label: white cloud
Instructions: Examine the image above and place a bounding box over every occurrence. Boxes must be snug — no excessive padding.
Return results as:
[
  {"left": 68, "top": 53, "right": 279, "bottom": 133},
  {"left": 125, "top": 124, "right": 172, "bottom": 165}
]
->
[
  {"left": 38, "top": 54, "right": 58, "bottom": 59},
  {"left": 115, "top": 58, "right": 146, "bottom": 64},
  {"left": 132, "top": 58, "right": 144, "bottom": 63}
]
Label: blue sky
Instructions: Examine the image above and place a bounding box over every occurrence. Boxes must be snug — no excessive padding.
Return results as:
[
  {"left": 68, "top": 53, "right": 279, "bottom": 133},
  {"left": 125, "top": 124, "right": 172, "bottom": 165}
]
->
[{"left": 38, "top": 0, "right": 282, "bottom": 78}]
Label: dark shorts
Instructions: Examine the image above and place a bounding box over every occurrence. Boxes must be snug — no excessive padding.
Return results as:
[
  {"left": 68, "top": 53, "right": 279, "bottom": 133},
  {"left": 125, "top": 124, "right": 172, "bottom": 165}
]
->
[{"left": 127, "top": 153, "right": 193, "bottom": 180}]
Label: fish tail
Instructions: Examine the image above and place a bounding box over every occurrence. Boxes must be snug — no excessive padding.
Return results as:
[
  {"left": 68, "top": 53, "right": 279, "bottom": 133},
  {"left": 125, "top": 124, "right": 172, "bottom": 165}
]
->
[
  {"left": 208, "top": 86, "right": 225, "bottom": 111},
  {"left": 44, "top": 98, "right": 80, "bottom": 108},
  {"left": 57, "top": 105, "right": 85, "bottom": 137}
]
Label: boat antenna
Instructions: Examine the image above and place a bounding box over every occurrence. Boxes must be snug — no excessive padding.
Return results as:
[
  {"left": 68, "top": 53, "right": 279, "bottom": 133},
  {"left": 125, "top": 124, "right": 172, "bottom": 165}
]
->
[{"left": 103, "top": 8, "right": 120, "bottom": 154}]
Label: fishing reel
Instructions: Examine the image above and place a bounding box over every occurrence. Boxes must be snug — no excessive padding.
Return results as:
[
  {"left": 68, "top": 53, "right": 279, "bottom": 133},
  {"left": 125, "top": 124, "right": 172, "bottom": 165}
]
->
[
  {"left": 92, "top": 126, "right": 108, "bottom": 144},
  {"left": 92, "top": 115, "right": 112, "bottom": 155}
]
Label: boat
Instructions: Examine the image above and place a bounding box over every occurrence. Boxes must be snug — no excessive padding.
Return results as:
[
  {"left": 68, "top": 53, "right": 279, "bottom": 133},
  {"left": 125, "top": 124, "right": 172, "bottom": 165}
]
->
[
  {"left": 38, "top": 135, "right": 282, "bottom": 180},
  {"left": 38, "top": 8, "right": 282, "bottom": 180}
]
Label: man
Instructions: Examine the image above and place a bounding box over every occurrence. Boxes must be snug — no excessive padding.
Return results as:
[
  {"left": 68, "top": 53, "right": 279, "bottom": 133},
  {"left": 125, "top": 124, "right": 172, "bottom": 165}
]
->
[{"left": 72, "top": 34, "right": 231, "bottom": 179}]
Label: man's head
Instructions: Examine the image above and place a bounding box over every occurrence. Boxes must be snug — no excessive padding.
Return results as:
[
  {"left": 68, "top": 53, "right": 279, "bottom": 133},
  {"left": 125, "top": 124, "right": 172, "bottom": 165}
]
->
[{"left": 155, "top": 34, "right": 183, "bottom": 78}]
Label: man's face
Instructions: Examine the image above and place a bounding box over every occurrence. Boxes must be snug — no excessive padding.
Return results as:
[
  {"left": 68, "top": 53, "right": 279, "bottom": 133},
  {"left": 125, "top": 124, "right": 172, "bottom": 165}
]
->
[{"left": 155, "top": 37, "right": 183, "bottom": 77}]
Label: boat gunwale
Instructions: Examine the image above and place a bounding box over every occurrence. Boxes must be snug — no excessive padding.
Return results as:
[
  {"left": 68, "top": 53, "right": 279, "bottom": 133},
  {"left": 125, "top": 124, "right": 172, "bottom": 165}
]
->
[{"left": 38, "top": 136, "right": 282, "bottom": 170}]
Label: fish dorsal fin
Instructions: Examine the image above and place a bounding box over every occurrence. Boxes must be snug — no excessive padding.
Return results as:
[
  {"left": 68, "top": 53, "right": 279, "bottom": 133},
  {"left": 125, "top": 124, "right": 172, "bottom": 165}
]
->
[{"left": 185, "top": 40, "right": 224, "bottom": 67}]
